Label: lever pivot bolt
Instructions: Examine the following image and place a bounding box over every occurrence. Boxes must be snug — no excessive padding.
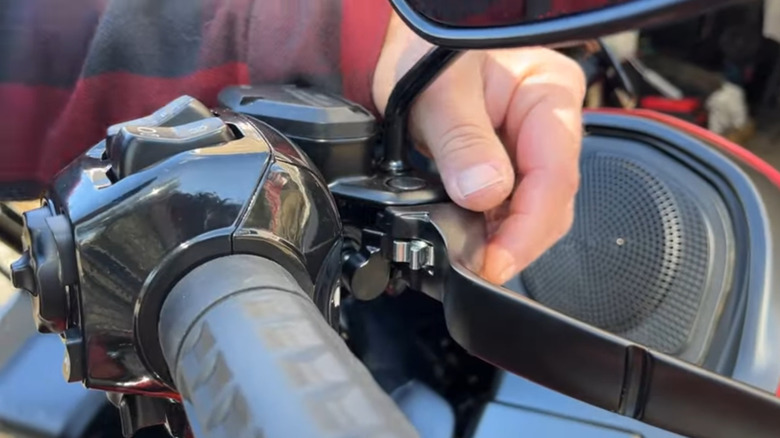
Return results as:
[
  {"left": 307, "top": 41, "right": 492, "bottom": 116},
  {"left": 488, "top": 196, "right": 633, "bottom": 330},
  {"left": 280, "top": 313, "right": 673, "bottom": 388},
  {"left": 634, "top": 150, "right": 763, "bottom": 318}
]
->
[{"left": 386, "top": 176, "right": 426, "bottom": 191}]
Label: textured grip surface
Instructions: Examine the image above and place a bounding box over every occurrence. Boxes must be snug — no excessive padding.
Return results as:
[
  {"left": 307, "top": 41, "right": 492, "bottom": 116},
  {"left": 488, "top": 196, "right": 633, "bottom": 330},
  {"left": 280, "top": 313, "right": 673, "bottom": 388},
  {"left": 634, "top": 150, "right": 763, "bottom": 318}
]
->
[{"left": 158, "top": 255, "right": 419, "bottom": 438}]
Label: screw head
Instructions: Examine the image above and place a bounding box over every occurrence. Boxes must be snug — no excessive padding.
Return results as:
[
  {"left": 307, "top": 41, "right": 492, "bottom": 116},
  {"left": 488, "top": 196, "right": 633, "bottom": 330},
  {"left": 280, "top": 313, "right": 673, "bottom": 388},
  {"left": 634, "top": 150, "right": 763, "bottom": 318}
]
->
[{"left": 386, "top": 176, "right": 426, "bottom": 191}]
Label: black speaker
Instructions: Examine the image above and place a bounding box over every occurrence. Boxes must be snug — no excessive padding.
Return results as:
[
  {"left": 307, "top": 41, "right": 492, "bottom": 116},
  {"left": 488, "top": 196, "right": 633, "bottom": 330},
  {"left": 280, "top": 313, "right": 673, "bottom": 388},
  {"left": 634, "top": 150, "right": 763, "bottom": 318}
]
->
[{"left": 520, "top": 136, "right": 736, "bottom": 365}]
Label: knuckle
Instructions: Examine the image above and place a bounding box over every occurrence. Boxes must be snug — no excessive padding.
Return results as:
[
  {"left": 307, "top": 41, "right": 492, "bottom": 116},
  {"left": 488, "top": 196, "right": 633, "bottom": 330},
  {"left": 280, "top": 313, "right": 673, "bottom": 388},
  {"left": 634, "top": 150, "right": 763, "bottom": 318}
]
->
[
  {"left": 435, "top": 123, "right": 491, "bottom": 161},
  {"left": 553, "top": 55, "right": 588, "bottom": 100},
  {"left": 542, "top": 52, "right": 588, "bottom": 102}
]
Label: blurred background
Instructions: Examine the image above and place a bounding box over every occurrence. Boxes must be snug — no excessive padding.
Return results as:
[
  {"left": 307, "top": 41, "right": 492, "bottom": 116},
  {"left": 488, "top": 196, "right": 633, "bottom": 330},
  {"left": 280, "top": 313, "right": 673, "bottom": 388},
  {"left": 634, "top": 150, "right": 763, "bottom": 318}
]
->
[{"left": 574, "top": 0, "right": 780, "bottom": 166}]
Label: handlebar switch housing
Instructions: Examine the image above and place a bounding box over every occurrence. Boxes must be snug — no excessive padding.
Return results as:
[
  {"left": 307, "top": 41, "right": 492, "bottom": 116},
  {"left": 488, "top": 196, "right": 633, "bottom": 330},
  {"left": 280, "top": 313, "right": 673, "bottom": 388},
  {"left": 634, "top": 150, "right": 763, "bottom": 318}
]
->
[{"left": 9, "top": 94, "right": 345, "bottom": 406}]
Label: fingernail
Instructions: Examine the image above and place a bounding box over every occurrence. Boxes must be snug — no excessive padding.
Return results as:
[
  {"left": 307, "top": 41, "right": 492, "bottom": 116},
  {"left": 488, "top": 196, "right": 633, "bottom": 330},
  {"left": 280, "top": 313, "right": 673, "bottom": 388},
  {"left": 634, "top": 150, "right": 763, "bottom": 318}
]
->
[
  {"left": 488, "top": 247, "right": 516, "bottom": 285},
  {"left": 457, "top": 164, "right": 504, "bottom": 198},
  {"left": 497, "top": 262, "right": 517, "bottom": 285}
]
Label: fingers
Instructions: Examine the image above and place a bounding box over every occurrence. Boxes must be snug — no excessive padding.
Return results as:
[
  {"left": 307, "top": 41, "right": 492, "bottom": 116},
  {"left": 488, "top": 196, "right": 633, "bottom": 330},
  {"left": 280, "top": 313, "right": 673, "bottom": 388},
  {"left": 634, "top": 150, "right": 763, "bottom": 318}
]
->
[
  {"left": 480, "top": 49, "right": 586, "bottom": 285},
  {"left": 410, "top": 53, "right": 515, "bottom": 212},
  {"left": 374, "top": 14, "right": 585, "bottom": 286},
  {"left": 402, "top": 42, "right": 584, "bottom": 284},
  {"left": 481, "top": 167, "right": 579, "bottom": 284}
]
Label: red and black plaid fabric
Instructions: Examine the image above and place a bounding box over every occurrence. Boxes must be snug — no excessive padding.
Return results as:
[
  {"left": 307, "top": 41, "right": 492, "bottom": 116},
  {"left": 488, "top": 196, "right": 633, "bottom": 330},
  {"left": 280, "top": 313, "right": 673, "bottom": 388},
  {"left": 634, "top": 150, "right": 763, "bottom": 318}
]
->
[{"left": 0, "top": 0, "right": 391, "bottom": 197}]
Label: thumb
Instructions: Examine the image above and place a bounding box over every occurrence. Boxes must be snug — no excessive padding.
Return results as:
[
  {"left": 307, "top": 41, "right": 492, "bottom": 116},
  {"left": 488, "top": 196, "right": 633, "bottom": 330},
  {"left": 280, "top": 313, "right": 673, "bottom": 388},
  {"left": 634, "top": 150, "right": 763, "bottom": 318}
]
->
[{"left": 410, "top": 55, "right": 515, "bottom": 212}]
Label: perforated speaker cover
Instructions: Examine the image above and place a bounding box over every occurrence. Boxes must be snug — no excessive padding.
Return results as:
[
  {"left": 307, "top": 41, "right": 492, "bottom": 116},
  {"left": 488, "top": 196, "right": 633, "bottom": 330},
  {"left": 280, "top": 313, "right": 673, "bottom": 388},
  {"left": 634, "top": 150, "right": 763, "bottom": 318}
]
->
[{"left": 521, "top": 137, "right": 734, "bottom": 362}]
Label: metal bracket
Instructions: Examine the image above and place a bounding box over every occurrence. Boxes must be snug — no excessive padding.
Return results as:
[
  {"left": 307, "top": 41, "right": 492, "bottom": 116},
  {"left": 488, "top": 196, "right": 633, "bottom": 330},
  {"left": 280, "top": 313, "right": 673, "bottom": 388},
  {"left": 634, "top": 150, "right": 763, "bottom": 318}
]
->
[{"left": 391, "top": 240, "right": 434, "bottom": 270}]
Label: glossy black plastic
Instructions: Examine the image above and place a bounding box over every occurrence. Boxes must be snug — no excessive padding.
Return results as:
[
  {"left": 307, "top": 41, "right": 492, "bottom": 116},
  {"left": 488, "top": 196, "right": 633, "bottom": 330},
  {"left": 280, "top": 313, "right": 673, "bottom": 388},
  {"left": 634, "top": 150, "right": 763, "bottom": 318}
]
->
[
  {"left": 45, "top": 106, "right": 342, "bottom": 394},
  {"left": 12, "top": 207, "right": 80, "bottom": 335},
  {"left": 218, "top": 85, "right": 378, "bottom": 184},
  {"left": 375, "top": 111, "right": 780, "bottom": 438},
  {"left": 341, "top": 229, "right": 391, "bottom": 300},
  {"left": 390, "top": 0, "right": 750, "bottom": 50},
  {"left": 109, "top": 118, "right": 235, "bottom": 179}
]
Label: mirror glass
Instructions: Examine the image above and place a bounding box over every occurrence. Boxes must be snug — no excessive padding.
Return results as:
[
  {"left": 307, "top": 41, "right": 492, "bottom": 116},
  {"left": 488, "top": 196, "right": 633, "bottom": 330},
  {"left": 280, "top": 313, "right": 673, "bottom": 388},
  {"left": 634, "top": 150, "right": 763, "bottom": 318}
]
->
[{"left": 405, "top": 0, "right": 637, "bottom": 28}]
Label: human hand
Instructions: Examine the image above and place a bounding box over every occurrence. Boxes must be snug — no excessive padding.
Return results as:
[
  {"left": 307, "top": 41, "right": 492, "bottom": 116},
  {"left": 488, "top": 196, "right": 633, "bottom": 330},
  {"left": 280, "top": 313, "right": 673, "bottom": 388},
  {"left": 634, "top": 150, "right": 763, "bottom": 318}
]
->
[{"left": 373, "top": 14, "right": 585, "bottom": 286}]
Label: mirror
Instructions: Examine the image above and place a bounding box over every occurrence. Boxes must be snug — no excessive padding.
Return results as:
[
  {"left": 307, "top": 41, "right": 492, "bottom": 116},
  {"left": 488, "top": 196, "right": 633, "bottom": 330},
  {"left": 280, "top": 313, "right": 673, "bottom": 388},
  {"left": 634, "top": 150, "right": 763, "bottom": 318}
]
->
[
  {"left": 391, "top": 0, "right": 749, "bottom": 49},
  {"left": 406, "top": 0, "right": 636, "bottom": 28}
]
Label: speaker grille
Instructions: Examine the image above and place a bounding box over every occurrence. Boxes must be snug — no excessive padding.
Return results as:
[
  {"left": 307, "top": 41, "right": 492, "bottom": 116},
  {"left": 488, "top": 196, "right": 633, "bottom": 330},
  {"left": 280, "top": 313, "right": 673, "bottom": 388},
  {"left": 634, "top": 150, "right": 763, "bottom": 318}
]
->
[{"left": 522, "top": 152, "right": 710, "bottom": 355}]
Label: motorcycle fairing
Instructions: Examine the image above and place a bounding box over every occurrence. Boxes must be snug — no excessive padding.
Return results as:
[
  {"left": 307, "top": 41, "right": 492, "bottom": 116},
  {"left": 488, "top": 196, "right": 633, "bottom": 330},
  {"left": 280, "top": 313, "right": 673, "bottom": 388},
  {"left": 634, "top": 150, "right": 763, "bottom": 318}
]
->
[{"left": 463, "top": 110, "right": 780, "bottom": 437}]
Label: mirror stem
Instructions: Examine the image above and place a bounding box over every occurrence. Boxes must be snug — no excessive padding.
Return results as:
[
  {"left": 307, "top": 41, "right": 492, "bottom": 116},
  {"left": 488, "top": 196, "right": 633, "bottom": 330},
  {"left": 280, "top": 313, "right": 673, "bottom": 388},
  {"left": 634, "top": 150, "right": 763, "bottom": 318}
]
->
[{"left": 381, "top": 46, "right": 463, "bottom": 173}]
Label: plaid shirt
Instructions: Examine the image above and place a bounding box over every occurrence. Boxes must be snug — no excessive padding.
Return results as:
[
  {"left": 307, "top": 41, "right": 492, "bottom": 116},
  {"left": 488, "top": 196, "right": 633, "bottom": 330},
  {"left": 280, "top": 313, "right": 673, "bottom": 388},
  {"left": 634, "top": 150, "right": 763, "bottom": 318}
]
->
[{"left": 0, "top": 0, "right": 390, "bottom": 198}]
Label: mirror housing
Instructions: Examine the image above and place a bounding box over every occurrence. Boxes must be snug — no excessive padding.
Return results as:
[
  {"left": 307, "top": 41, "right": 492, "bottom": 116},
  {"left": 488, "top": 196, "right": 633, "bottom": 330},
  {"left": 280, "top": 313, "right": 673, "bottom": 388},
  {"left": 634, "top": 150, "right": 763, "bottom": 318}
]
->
[{"left": 390, "top": 0, "right": 751, "bottom": 49}]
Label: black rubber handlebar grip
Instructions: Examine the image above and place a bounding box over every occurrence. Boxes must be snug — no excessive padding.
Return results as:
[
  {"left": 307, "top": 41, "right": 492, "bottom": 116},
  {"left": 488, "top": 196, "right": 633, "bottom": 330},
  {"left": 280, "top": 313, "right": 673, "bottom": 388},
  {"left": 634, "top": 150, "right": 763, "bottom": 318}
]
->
[{"left": 158, "top": 255, "right": 419, "bottom": 438}]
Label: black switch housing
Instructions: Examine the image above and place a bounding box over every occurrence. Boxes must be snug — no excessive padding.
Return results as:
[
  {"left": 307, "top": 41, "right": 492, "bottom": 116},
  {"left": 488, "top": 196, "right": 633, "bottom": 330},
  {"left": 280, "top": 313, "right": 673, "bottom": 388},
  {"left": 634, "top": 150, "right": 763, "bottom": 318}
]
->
[{"left": 109, "top": 117, "right": 235, "bottom": 179}]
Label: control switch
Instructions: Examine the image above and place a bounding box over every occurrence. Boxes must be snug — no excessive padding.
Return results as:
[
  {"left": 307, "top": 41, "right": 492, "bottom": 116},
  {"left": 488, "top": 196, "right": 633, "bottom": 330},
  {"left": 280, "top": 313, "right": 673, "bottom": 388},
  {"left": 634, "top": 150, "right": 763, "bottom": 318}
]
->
[
  {"left": 106, "top": 95, "right": 213, "bottom": 137},
  {"left": 109, "top": 117, "right": 235, "bottom": 179}
]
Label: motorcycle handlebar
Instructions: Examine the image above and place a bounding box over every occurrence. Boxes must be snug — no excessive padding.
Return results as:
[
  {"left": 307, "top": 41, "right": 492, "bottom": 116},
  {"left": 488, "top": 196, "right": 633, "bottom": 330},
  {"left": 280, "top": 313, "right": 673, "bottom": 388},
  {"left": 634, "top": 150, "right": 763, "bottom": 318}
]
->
[{"left": 158, "top": 254, "right": 419, "bottom": 438}]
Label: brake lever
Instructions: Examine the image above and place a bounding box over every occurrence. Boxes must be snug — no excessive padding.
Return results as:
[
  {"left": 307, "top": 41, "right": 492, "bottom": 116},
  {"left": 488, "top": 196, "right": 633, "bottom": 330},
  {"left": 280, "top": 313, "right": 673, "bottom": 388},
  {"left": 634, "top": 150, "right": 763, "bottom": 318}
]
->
[{"left": 382, "top": 202, "right": 780, "bottom": 438}]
